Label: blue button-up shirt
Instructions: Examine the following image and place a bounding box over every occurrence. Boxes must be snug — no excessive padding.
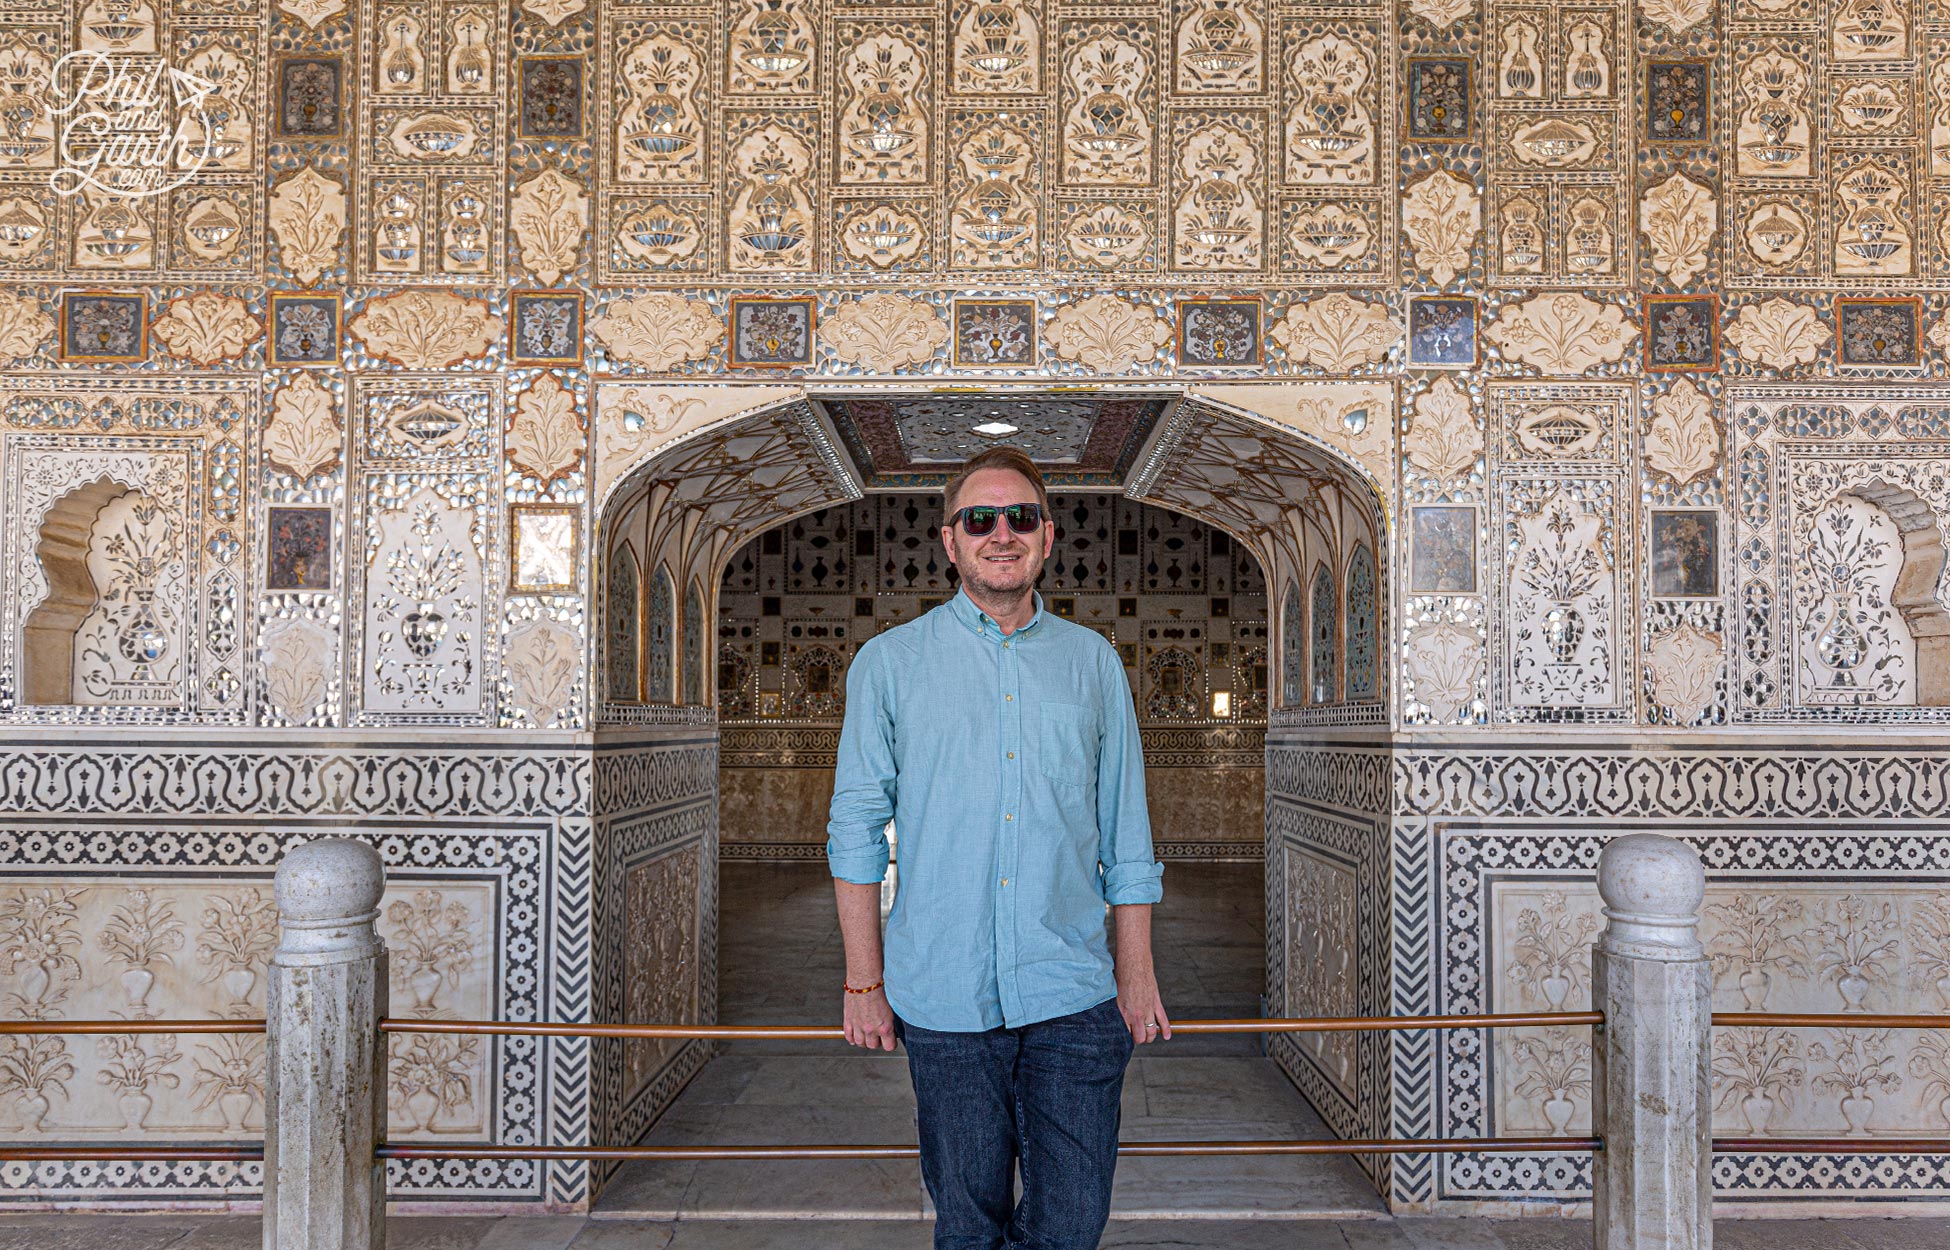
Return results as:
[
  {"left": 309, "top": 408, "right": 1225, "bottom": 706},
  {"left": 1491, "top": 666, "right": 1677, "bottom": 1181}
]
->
[{"left": 826, "top": 589, "right": 1163, "bottom": 1032}]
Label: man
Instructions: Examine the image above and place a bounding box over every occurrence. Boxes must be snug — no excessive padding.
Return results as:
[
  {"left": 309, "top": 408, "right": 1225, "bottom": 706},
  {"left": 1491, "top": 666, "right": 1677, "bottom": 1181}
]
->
[{"left": 826, "top": 445, "right": 1168, "bottom": 1250}]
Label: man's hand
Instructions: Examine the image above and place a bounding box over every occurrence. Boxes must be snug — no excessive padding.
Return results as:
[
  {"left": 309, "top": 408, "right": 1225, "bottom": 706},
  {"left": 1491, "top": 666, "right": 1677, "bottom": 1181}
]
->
[
  {"left": 1112, "top": 902, "right": 1170, "bottom": 1044},
  {"left": 843, "top": 985, "right": 897, "bottom": 1050},
  {"left": 1116, "top": 968, "right": 1172, "bottom": 1045}
]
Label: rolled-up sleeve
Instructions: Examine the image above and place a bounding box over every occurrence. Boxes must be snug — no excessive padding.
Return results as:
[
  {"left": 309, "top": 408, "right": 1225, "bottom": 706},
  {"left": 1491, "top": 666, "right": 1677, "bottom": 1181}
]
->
[
  {"left": 1095, "top": 644, "right": 1162, "bottom": 905},
  {"left": 826, "top": 640, "right": 897, "bottom": 884}
]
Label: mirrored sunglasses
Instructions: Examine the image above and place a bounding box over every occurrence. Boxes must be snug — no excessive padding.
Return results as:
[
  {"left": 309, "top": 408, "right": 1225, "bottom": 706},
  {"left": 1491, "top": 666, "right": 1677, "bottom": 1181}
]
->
[{"left": 950, "top": 502, "right": 1044, "bottom": 537}]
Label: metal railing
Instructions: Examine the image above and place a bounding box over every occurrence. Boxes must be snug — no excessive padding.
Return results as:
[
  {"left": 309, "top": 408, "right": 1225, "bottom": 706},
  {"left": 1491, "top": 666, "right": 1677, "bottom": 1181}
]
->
[
  {"left": 374, "top": 1009, "right": 1607, "bottom": 1162},
  {"left": 6, "top": 832, "right": 1949, "bottom": 1250}
]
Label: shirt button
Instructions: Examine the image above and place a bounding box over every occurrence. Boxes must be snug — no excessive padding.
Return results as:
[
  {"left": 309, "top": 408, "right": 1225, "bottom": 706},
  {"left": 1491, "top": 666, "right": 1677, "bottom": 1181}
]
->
[
  {"left": 1005, "top": 693, "right": 1013, "bottom": 701},
  {"left": 1007, "top": 751, "right": 1015, "bottom": 760},
  {"left": 1001, "top": 878, "right": 1010, "bottom": 886},
  {"left": 1005, "top": 813, "right": 1014, "bottom": 821},
  {"left": 1003, "top": 641, "right": 1011, "bottom": 649}
]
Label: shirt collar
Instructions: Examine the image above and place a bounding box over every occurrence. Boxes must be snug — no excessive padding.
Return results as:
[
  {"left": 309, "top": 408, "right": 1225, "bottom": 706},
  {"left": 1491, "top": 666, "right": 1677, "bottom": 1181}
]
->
[{"left": 950, "top": 587, "right": 1044, "bottom": 639}]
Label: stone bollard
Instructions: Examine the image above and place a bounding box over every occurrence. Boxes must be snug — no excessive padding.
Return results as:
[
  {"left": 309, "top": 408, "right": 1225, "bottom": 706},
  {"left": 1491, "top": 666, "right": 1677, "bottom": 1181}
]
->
[
  {"left": 265, "top": 838, "right": 388, "bottom": 1250},
  {"left": 1592, "top": 833, "right": 1712, "bottom": 1250}
]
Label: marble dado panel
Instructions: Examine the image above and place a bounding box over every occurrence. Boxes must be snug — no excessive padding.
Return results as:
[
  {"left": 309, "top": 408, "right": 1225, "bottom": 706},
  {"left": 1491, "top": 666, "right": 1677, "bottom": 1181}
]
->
[
  {"left": 0, "top": 734, "right": 596, "bottom": 1210},
  {"left": 1264, "top": 738, "right": 1391, "bottom": 1186},
  {"left": 1391, "top": 738, "right": 1950, "bottom": 1213},
  {"left": 0, "top": 878, "right": 493, "bottom": 1143}
]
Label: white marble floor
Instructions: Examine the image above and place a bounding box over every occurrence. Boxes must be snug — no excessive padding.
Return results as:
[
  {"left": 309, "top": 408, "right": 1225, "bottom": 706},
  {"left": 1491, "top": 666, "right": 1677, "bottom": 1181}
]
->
[
  {"left": 5, "top": 1213, "right": 1948, "bottom": 1248},
  {"left": 592, "top": 860, "right": 1382, "bottom": 1221}
]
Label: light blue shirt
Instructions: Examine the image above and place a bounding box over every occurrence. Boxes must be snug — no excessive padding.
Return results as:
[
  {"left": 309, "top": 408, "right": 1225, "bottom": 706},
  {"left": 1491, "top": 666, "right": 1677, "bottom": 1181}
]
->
[{"left": 826, "top": 589, "right": 1163, "bottom": 1032}]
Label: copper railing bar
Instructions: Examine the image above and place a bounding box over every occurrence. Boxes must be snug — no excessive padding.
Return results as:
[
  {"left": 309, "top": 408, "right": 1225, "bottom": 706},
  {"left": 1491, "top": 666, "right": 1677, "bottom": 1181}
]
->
[
  {"left": 377, "top": 1011, "right": 1604, "bottom": 1040},
  {"left": 0, "top": 1145, "right": 264, "bottom": 1162},
  {"left": 1715, "top": 1139, "right": 1950, "bottom": 1154},
  {"left": 0, "top": 1020, "right": 265, "bottom": 1036},
  {"left": 374, "top": 1136, "right": 1600, "bottom": 1162},
  {"left": 1714, "top": 1013, "right": 1950, "bottom": 1030}
]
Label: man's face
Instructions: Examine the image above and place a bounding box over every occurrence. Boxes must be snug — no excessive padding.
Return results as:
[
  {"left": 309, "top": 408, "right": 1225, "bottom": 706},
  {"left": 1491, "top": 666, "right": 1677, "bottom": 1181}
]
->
[{"left": 942, "top": 467, "right": 1055, "bottom": 600}]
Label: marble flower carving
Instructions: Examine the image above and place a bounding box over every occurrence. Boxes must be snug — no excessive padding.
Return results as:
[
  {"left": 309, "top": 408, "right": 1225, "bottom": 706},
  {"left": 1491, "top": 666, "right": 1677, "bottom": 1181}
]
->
[
  {"left": 151, "top": 293, "right": 261, "bottom": 365},
  {"left": 1639, "top": 174, "right": 1717, "bottom": 288},
  {"left": 1271, "top": 293, "right": 1397, "bottom": 372},
  {"left": 1486, "top": 292, "right": 1639, "bottom": 375},
  {"left": 1407, "top": 621, "right": 1483, "bottom": 723},
  {"left": 265, "top": 374, "right": 342, "bottom": 480},
  {"left": 1928, "top": 315, "right": 1950, "bottom": 361},
  {"left": 511, "top": 168, "right": 589, "bottom": 288},
  {"left": 1044, "top": 296, "right": 1171, "bottom": 373},
  {"left": 820, "top": 294, "right": 945, "bottom": 373},
  {"left": 505, "top": 621, "right": 581, "bottom": 729},
  {"left": 1406, "top": 376, "right": 1480, "bottom": 483},
  {"left": 1725, "top": 299, "right": 1825, "bottom": 371},
  {"left": 1641, "top": 0, "right": 1711, "bottom": 34},
  {"left": 350, "top": 291, "right": 501, "bottom": 369},
  {"left": 521, "top": 0, "right": 586, "bottom": 23},
  {"left": 508, "top": 375, "right": 585, "bottom": 486},
  {"left": 277, "top": 0, "right": 345, "bottom": 29},
  {"left": 263, "top": 621, "right": 333, "bottom": 723},
  {"left": 1645, "top": 380, "right": 1721, "bottom": 488},
  {"left": 1646, "top": 624, "right": 1722, "bottom": 725},
  {"left": 1402, "top": 172, "right": 1479, "bottom": 288},
  {"left": 592, "top": 294, "right": 723, "bottom": 370},
  {"left": 1408, "top": 0, "right": 1474, "bottom": 29},
  {"left": 268, "top": 167, "right": 346, "bottom": 287},
  {"left": 0, "top": 290, "right": 53, "bottom": 361}
]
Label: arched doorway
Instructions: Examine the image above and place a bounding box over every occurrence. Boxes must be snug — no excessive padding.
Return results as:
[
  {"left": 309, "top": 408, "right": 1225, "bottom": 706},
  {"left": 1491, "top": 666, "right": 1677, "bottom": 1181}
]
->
[{"left": 590, "top": 383, "right": 1392, "bottom": 1202}]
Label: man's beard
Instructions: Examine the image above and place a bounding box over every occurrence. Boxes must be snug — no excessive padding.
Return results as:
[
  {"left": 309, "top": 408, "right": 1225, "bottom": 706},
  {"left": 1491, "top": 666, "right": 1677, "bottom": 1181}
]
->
[{"left": 954, "top": 535, "right": 1042, "bottom": 598}]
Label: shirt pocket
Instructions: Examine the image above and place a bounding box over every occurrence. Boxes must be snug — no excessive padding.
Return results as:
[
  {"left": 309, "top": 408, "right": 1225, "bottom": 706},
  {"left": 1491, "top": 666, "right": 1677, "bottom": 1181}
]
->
[{"left": 1037, "top": 699, "right": 1098, "bottom": 789}]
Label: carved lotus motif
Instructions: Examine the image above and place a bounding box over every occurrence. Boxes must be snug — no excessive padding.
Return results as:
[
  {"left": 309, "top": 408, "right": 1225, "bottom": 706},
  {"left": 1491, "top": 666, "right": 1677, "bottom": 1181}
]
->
[
  {"left": 1645, "top": 380, "right": 1721, "bottom": 487},
  {"left": 349, "top": 291, "right": 500, "bottom": 369},
  {"left": 278, "top": 0, "right": 346, "bottom": 28},
  {"left": 1044, "top": 295, "right": 1171, "bottom": 373},
  {"left": 821, "top": 294, "right": 944, "bottom": 373},
  {"left": 511, "top": 167, "right": 589, "bottom": 288},
  {"left": 592, "top": 293, "right": 724, "bottom": 371},
  {"left": 1927, "top": 313, "right": 1950, "bottom": 361},
  {"left": 269, "top": 167, "right": 346, "bottom": 287},
  {"left": 1486, "top": 292, "right": 1639, "bottom": 375},
  {"left": 1405, "top": 376, "right": 1480, "bottom": 483},
  {"left": 1640, "top": 174, "right": 1717, "bottom": 288},
  {"left": 1406, "top": 620, "right": 1483, "bottom": 722},
  {"left": 1408, "top": 0, "right": 1474, "bottom": 30},
  {"left": 1270, "top": 293, "right": 1396, "bottom": 372},
  {"left": 1402, "top": 172, "right": 1479, "bottom": 288},
  {"left": 508, "top": 375, "right": 585, "bottom": 486},
  {"left": 1642, "top": 0, "right": 1710, "bottom": 34},
  {"left": 0, "top": 290, "right": 53, "bottom": 361},
  {"left": 263, "top": 621, "right": 333, "bottom": 722},
  {"left": 1646, "top": 623, "right": 1723, "bottom": 725},
  {"left": 505, "top": 620, "right": 581, "bottom": 729},
  {"left": 522, "top": 0, "right": 586, "bottom": 24},
  {"left": 265, "top": 374, "right": 342, "bottom": 480},
  {"left": 150, "top": 292, "right": 261, "bottom": 366},
  {"left": 1725, "top": 298, "right": 1825, "bottom": 371}
]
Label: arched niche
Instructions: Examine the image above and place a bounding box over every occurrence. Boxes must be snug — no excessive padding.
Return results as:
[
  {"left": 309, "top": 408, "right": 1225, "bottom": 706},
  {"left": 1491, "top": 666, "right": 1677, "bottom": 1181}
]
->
[
  {"left": 22, "top": 477, "right": 184, "bottom": 708},
  {"left": 1797, "top": 481, "right": 1950, "bottom": 707}
]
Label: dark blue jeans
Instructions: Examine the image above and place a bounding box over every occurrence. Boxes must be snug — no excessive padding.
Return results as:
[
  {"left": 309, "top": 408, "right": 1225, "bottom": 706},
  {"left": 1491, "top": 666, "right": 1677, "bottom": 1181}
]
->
[{"left": 895, "top": 997, "right": 1134, "bottom": 1250}]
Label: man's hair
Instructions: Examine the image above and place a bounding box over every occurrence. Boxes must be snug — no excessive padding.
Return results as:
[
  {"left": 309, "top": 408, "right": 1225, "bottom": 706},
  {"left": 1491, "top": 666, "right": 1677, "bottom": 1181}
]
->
[{"left": 942, "top": 446, "right": 1050, "bottom": 524}]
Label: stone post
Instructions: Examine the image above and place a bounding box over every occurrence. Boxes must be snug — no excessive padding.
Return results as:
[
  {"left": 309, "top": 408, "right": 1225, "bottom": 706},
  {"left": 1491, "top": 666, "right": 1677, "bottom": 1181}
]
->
[
  {"left": 265, "top": 838, "right": 388, "bottom": 1250},
  {"left": 1592, "top": 833, "right": 1712, "bottom": 1250}
]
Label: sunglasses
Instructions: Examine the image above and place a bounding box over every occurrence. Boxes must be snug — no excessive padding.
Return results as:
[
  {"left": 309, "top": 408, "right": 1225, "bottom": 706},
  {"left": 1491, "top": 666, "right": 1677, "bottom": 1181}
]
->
[{"left": 949, "top": 502, "right": 1045, "bottom": 537}]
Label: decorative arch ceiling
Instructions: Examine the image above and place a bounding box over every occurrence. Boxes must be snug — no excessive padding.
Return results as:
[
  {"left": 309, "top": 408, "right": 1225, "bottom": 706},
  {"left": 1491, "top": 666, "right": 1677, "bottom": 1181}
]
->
[{"left": 1128, "top": 395, "right": 1386, "bottom": 589}]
